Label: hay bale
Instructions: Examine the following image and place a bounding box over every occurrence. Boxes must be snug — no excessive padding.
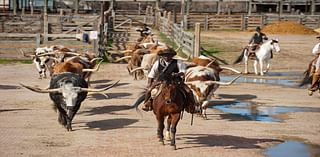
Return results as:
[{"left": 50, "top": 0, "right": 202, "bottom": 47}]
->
[{"left": 262, "top": 21, "right": 317, "bottom": 35}]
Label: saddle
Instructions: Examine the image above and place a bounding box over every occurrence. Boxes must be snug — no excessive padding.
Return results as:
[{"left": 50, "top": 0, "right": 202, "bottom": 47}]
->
[{"left": 247, "top": 44, "right": 260, "bottom": 60}]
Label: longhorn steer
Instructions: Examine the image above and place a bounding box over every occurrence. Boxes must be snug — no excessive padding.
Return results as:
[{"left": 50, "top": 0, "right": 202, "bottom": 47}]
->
[
  {"left": 185, "top": 55, "right": 241, "bottom": 118},
  {"left": 20, "top": 45, "right": 78, "bottom": 79},
  {"left": 21, "top": 47, "right": 56, "bottom": 79},
  {"left": 20, "top": 72, "right": 119, "bottom": 131}
]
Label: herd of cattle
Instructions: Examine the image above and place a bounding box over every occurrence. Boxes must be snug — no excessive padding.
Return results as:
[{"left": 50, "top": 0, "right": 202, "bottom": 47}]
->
[
  {"left": 19, "top": 32, "right": 244, "bottom": 132},
  {"left": 111, "top": 34, "right": 242, "bottom": 118}
]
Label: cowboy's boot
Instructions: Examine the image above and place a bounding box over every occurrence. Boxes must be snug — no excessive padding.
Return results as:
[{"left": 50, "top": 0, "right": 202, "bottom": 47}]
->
[
  {"left": 142, "top": 90, "right": 152, "bottom": 111},
  {"left": 308, "top": 73, "right": 320, "bottom": 96}
]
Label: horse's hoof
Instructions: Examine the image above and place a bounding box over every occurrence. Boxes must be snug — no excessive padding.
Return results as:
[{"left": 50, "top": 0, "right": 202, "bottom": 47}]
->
[
  {"left": 165, "top": 131, "right": 171, "bottom": 141},
  {"left": 308, "top": 90, "right": 313, "bottom": 96}
]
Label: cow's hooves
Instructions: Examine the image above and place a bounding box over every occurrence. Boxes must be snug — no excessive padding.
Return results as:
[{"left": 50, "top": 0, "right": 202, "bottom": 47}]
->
[
  {"left": 158, "top": 140, "right": 165, "bottom": 145},
  {"left": 202, "top": 115, "right": 208, "bottom": 120},
  {"left": 170, "top": 145, "right": 177, "bottom": 150},
  {"left": 308, "top": 91, "right": 313, "bottom": 96}
]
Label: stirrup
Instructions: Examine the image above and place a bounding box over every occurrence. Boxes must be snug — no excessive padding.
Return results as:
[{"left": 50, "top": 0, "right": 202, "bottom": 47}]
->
[{"left": 142, "top": 102, "right": 152, "bottom": 111}]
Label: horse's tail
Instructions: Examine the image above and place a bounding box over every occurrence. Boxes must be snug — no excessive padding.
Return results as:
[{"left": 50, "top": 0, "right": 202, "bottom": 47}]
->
[
  {"left": 299, "top": 70, "right": 312, "bottom": 87},
  {"left": 233, "top": 48, "right": 246, "bottom": 64},
  {"left": 299, "top": 63, "right": 313, "bottom": 87}
]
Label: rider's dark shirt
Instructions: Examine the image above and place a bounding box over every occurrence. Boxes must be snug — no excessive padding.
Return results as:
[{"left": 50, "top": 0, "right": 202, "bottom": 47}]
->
[
  {"left": 157, "top": 58, "right": 179, "bottom": 82},
  {"left": 249, "top": 32, "right": 268, "bottom": 44}
]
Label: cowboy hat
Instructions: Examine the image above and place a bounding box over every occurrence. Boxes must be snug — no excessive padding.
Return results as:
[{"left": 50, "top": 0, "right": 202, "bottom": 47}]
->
[
  {"left": 158, "top": 48, "right": 177, "bottom": 56},
  {"left": 256, "top": 26, "right": 261, "bottom": 31}
]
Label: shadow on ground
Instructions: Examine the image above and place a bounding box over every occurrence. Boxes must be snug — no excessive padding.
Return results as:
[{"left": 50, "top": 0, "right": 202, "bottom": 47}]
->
[{"left": 178, "top": 134, "right": 283, "bottom": 149}]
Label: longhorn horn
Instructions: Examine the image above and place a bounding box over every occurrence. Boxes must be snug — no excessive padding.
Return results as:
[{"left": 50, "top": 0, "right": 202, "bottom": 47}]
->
[
  {"left": 173, "top": 55, "right": 189, "bottom": 61},
  {"left": 220, "top": 66, "right": 242, "bottom": 74},
  {"left": 82, "top": 60, "right": 103, "bottom": 72},
  {"left": 20, "top": 83, "right": 61, "bottom": 93},
  {"left": 107, "top": 50, "right": 127, "bottom": 55},
  {"left": 130, "top": 67, "right": 145, "bottom": 74},
  {"left": 90, "top": 57, "right": 103, "bottom": 63},
  {"left": 206, "top": 59, "right": 217, "bottom": 67},
  {"left": 175, "top": 45, "right": 181, "bottom": 52},
  {"left": 204, "top": 75, "right": 241, "bottom": 85},
  {"left": 120, "top": 50, "right": 133, "bottom": 54},
  {"left": 36, "top": 52, "right": 56, "bottom": 57},
  {"left": 80, "top": 80, "right": 119, "bottom": 92},
  {"left": 114, "top": 56, "right": 132, "bottom": 62},
  {"left": 64, "top": 52, "right": 81, "bottom": 56},
  {"left": 203, "top": 53, "right": 229, "bottom": 65}
]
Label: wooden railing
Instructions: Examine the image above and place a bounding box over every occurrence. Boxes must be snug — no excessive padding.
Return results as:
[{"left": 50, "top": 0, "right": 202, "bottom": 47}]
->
[
  {"left": 0, "top": 14, "right": 99, "bottom": 43},
  {"left": 158, "top": 13, "right": 198, "bottom": 57},
  {"left": 173, "top": 13, "right": 320, "bottom": 30}
]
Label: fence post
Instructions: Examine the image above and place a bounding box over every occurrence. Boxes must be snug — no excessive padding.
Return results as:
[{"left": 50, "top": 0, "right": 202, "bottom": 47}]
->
[
  {"left": 248, "top": 0, "right": 252, "bottom": 16},
  {"left": 93, "top": 21, "right": 98, "bottom": 55},
  {"left": 13, "top": 0, "right": 17, "bottom": 15},
  {"left": 36, "top": 34, "right": 41, "bottom": 48},
  {"left": 241, "top": 14, "right": 246, "bottom": 31},
  {"left": 194, "top": 23, "right": 200, "bottom": 57},
  {"left": 183, "top": 15, "right": 188, "bottom": 30},
  {"left": 261, "top": 15, "right": 265, "bottom": 27},
  {"left": 167, "top": 12, "right": 172, "bottom": 36},
  {"left": 138, "top": 3, "right": 141, "bottom": 15},
  {"left": 22, "top": 8, "right": 25, "bottom": 15},
  {"left": 43, "top": 0, "right": 48, "bottom": 43},
  {"left": 204, "top": 15, "right": 208, "bottom": 31},
  {"left": 30, "top": 0, "right": 34, "bottom": 15}
]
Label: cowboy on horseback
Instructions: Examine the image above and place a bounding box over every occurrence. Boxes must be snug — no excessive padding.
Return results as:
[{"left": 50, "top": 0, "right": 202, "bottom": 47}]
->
[
  {"left": 308, "top": 35, "right": 320, "bottom": 96},
  {"left": 141, "top": 48, "right": 197, "bottom": 112},
  {"left": 247, "top": 26, "right": 269, "bottom": 58}
]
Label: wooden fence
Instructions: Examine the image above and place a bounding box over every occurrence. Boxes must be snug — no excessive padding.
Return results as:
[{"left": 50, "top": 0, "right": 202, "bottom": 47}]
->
[
  {"left": 0, "top": 14, "right": 99, "bottom": 42},
  {"left": 158, "top": 12, "right": 199, "bottom": 57},
  {"left": 172, "top": 13, "right": 320, "bottom": 31}
]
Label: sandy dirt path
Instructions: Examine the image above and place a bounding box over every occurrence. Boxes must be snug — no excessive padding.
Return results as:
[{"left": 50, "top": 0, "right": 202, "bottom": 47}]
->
[{"left": 0, "top": 32, "right": 319, "bottom": 157}]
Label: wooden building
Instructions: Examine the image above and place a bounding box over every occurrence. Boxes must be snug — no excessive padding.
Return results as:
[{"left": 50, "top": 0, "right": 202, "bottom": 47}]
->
[{"left": 1, "top": 0, "right": 319, "bottom": 15}]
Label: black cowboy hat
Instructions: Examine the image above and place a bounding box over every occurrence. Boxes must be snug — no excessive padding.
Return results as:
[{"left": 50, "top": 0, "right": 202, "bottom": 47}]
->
[
  {"left": 158, "top": 48, "right": 177, "bottom": 56},
  {"left": 256, "top": 26, "right": 261, "bottom": 31}
]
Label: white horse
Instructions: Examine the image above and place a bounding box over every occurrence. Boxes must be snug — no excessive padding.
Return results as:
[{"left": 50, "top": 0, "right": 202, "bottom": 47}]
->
[{"left": 234, "top": 39, "right": 281, "bottom": 76}]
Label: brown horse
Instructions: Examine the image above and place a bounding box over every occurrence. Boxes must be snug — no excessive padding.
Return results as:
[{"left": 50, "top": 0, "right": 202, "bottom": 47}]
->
[
  {"left": 150, "top": 79, "right": 196, "bottom": 150},
  {"left": 299, "top": 57, "right": 320, "bottom": 95}
]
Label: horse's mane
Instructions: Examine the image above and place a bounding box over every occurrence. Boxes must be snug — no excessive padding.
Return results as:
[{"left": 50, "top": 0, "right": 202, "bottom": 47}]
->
[{"left": 262, "top": 40, "right": 273, "bottom": 46}]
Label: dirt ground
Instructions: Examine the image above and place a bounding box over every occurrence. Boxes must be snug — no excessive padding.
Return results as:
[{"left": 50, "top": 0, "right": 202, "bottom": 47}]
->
[{"left": 0, "top": 32, "right": 319, "bottom": 157}]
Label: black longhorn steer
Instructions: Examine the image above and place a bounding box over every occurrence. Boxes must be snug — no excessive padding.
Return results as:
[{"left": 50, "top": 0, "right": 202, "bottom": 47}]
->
[{"left": 20, "top": 72, "right": 119, "bottom": 131}]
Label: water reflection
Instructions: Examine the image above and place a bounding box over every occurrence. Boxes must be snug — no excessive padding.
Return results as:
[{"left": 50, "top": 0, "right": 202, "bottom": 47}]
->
[
  {"left": 221, "top": 76, "right": 299, "bottom": 87},
  {"left": 265, "top": 141, "right": 320, "bottom": 157},
  {"left": 212, "top": 102, "right": 320, "bottom": 122}
]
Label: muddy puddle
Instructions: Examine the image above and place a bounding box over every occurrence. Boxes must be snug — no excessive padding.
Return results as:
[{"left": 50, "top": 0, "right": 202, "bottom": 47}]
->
[
  {"left": 211, "top": 101, "right": 320, "bottom": 122},
  {"left": 221, "top": 71, "right": 304, "bottom": 87},
  {"left": 265, "top": 141, "right": 320, "bottom": 157}
]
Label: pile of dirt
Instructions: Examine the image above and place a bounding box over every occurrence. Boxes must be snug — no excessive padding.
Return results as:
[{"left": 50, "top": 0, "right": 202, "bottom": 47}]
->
[
  {"left": 262, "top": 21, "right": 317, "bottom": 35},
  {"left": 314, "top": 28, "right": 320, "bottom": 33}
]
